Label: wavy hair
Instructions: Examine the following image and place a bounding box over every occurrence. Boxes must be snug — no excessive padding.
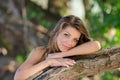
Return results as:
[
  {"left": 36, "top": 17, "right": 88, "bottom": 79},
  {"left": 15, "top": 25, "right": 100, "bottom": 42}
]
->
[{"left": 47, "top": 15, "right": 91, "bottom": 53}]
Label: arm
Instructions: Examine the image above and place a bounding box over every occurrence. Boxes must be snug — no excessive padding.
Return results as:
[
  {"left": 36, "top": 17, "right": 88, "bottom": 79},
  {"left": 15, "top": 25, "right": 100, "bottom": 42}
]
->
[
  {"left": 14, "top": 47, "right": 76, "bottom": 80},
  {"left": 14, "top": 47, "right": 49, "bottom": 80},
  {"left": 61, "top": 41, "right": 101, "bottom": 57},
  {"left": 47, "top": 41, "right": 101, "bottom": 58}
]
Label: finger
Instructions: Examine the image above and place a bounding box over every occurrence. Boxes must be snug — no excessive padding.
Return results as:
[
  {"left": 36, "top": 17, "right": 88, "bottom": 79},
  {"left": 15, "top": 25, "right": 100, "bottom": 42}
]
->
[
  {"left": 64, "top": 61, "right": 75, "bottom": 66},
  {"left": 65, "top": 59, "right": 76, "bottom": 64},
  {"left": 61, "top": 63, "right": 70, "bottom": 68},
  {"left": 61, "top": 60, "right": 75, "bottom": 67}
]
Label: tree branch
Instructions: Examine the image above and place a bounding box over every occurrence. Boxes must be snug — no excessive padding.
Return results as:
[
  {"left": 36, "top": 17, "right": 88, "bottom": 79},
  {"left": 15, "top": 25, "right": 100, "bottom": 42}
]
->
[{"left": 27, "top": 46, "right": 120, "bottom": 80}]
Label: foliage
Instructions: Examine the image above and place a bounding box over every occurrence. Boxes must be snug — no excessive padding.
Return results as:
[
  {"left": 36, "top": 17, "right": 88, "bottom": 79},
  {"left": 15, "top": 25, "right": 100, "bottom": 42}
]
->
[
  {"left": 26, "top": 1, "right": 56, "bottom": 30},
  {"left": 84, "top": 0, "right": 120, "bottom": 80},
  {"left": 0, "top": 35, "right": 13, "bottom": 53},
  {"left": 16, "top": 53, "right": 28, "bottom": 63},
  {"left": 102, "top": 71, "right": 120, "bottom": 80},
  {"left": 85, "top": 0, "right": 120, "bottom": 48}
]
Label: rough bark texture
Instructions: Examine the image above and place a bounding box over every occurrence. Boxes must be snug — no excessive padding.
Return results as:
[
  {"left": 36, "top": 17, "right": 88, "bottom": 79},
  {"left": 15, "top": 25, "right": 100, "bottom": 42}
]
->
[{"left": 27, "top": 46, "right": 120, "bottom": 80}]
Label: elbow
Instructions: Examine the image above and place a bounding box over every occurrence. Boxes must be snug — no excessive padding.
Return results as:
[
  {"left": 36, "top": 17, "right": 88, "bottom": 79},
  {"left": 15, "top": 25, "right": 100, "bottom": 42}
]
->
[
  {"left": 93, "top": 41, "right": 101, "bottom": 51},
  {"left": 14, "top": 70, "right": 26, "bottom": 80},
  {"left": 14, "top": 73, "right": 21, "bottom": 80},
  {"left": 14, "top": 75, "right": 22, "bottom": 80}
]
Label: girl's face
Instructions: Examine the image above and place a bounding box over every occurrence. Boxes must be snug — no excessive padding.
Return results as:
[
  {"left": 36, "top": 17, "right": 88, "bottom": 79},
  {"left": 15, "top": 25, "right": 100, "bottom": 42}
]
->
[{"left": 56, "top": 26, "right": 81, "bottom": 51}]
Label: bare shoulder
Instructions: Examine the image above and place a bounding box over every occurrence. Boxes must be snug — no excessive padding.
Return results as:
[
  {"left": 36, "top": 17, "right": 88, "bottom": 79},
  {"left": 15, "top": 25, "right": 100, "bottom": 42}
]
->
[
  {"left": 16, "top": 46, "right": 48, "bottom": 72},
  {"left": 33, "top": 46, "right": 47, "bottom": 53},
  {"left": 25, "top": 46, "right": 48, "bottom": 64},
  {"left": 33, "top": 46, "right": 48, "bottom": 57}
]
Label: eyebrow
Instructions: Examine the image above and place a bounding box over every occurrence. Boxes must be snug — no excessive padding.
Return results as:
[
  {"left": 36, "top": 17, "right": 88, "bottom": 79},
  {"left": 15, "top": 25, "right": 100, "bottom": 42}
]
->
[{"left": 64, "top": 31, "right": 80, "bottom": 39}]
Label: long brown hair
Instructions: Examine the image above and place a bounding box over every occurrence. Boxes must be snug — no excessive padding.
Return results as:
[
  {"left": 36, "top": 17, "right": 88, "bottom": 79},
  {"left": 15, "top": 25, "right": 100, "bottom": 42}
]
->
[{"left": 48, "top": 15, "right": 91, "bottom": 53}]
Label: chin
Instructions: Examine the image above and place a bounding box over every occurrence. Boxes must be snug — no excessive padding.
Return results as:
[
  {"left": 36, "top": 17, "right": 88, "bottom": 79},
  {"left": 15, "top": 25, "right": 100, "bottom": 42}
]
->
[{"left": 59, "top": 46, "right": 69, "bottom": 52}]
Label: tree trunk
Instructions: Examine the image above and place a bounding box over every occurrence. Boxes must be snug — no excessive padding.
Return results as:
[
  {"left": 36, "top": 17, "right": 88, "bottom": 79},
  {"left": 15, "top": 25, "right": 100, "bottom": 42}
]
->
[{"left": 27, "top": 46, "right": 120, "bottom": 80}]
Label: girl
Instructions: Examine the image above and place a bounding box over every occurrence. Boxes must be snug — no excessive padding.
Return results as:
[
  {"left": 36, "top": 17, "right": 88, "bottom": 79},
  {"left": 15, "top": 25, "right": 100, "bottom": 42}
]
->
[{"left": 14, "top": 15, "right": 101, "bottom": 80}]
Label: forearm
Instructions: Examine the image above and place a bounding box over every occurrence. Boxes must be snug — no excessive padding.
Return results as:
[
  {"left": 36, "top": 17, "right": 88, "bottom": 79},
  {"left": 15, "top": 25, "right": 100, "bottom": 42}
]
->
[
  {"left": 14, "top": 60, "right": 50, "bottom": 80},
  {"left": 60, "top": 41, "right": 101, "bottom": 57}
]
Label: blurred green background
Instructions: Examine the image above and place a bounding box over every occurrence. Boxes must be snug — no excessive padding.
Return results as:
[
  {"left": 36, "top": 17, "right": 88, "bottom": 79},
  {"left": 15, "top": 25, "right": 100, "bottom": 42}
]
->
[{"left": 0, "top": 0, "right": 120, "bottom": 80}]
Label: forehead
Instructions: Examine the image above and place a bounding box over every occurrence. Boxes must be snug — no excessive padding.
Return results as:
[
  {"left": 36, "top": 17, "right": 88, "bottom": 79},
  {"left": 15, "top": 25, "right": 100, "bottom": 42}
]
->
[{"left": 61, "top": 26, "right": 81, "bottom": 37}]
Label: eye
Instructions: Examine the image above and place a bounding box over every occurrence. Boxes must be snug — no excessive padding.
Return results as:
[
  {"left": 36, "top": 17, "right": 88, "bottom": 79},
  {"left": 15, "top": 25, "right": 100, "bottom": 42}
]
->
[
  {"left": 73, "top": 39, "right": 79, "bottom": 43},
  {"left": 64, "top": 33, "right": 69, "bottom": 37}
]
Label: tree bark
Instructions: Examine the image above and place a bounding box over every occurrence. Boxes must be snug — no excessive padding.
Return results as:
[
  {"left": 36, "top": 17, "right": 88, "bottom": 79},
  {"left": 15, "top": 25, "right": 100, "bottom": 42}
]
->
[{"left": 27, "top": 46, "right": 120, "bottom": 80}]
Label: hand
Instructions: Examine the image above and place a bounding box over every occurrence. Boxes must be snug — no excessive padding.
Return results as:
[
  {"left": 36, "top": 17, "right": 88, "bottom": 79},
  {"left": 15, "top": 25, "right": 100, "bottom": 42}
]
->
[{"left": 48, "top": 58, "right": 76, "bottom": 68}]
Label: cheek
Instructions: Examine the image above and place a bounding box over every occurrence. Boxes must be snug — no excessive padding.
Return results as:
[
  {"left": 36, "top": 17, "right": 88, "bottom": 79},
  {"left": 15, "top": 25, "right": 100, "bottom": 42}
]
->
[
  {"left": 56, "top": 35, "right": 61, "bottom": 46},
  {"left": 73, "top": 43, "right": 77, "bottom": 47},
  {"left": 56, "top": 35, "right": 64, "bottom": 45}
]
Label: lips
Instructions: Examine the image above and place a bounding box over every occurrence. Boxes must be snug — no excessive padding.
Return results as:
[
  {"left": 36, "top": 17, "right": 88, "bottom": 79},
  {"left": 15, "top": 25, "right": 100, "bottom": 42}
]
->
[{"left": 62, "top": 44, "right": 71, "bottom": 50}]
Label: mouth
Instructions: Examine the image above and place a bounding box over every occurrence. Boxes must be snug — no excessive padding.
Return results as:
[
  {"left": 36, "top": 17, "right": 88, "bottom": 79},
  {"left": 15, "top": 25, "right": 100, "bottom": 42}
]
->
[{"left": 62, "top": 44, "right": 71, "bottom": 50}]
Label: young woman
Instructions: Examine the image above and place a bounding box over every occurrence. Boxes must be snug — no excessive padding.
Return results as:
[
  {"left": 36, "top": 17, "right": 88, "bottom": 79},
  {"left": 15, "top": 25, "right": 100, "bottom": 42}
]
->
[{"left": 14, "top": 15, "right": 101, "bottom": 80}]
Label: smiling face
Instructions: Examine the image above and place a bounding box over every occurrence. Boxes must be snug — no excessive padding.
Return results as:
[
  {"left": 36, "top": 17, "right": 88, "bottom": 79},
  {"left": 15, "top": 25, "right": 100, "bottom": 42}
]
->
[
  {"left": 56, "top": 26, "right": 81, "bottom": 51},
  {"left": 48, "top": 15, "right": 90, "bottom": 53}
]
